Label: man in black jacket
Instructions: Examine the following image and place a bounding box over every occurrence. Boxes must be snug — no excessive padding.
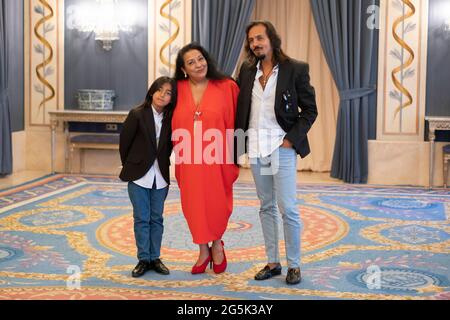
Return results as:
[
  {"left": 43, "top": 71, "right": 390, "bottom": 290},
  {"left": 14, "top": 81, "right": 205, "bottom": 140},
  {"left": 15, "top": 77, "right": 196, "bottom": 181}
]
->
[{"left": 235, "top": 21, "right": 318, "bottom": 285}]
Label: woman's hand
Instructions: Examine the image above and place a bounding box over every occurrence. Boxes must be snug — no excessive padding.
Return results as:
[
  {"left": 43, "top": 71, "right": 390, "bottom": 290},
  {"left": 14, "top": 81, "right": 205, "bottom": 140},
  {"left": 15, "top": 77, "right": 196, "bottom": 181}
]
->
[{"left": 280, "top": 139, "right": 293, "bottom": 149}]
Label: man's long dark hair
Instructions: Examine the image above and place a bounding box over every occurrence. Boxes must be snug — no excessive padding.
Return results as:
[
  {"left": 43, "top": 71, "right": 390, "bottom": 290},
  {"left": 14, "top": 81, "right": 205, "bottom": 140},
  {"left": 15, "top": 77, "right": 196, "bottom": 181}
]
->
[
  {"left": 174, "top": 42, "right": 227, "bottom": 81},
  {"left": 244, "top": 20, "right": 290, "bottom": 66},
  {"left": 140, "top": 76, "right": 177, "bottom": 118}
]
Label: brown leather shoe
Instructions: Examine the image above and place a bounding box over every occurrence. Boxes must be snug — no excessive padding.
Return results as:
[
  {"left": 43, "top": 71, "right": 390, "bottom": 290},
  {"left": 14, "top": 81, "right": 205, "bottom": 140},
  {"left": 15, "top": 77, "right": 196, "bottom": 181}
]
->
[
  {"left": 286, "top": 267, "right": 302, "bottom": 285},
  {"left": 150, "top": 258, "right": 170, "bottom": 275},
  {"left": 254, "top": 264, "right": 282, "bottom": 280}
]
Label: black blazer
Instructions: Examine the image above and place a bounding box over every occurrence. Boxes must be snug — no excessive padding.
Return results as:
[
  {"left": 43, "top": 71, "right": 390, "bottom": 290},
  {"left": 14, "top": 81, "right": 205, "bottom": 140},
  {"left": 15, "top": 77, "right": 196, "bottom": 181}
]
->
[
  {"left": 235, "top": 58, "right": 318, "bottom": 159},
  {"left": 119, "top": 105, "right": 173, "bottom": 184}
]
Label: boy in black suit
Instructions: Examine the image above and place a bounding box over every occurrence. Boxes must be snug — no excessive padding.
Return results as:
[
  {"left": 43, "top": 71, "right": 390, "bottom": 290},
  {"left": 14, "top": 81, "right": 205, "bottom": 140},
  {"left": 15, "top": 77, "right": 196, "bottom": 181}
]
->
[{"left": 119, "top": 77, "right": 176, "bottom": 277}]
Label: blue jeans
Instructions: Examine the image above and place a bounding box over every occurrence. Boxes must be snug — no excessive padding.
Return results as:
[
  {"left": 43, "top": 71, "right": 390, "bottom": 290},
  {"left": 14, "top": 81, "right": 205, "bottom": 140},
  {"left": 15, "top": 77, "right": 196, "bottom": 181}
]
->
[
  {"left": 128, "top": 182, "right": 169, "bottom": 262},
  {"left": 250, "top": 147, "right": 302, "bottom": 269}
]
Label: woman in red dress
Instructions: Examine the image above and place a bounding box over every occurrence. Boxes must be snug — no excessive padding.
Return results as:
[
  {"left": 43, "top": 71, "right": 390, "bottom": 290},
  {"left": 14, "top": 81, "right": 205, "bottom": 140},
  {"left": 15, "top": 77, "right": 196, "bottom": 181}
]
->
[{"left": 172, "top": 43, "right": 239, "bottom": 274}]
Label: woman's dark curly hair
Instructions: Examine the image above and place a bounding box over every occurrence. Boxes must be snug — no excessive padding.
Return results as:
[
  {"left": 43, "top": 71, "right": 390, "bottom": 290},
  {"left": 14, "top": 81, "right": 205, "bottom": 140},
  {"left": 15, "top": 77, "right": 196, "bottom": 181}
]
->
[{"left": 174, "top": 42, "right": 227, "bottom": 81}]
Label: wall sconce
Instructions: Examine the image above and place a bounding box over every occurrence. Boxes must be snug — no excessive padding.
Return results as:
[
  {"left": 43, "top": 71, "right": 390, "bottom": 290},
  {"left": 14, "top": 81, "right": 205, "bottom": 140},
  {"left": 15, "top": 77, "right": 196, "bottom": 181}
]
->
[{"left": 67, "top": 0, "right": 136, "bottom": 51}]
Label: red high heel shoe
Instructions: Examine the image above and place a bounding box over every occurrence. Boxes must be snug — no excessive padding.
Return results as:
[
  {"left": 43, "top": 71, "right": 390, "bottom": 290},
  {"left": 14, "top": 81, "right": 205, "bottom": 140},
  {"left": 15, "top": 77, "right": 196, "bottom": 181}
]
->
[
  {"left": 212, "top": 240, "right": 227, "bottom": 274},
  {"left": 191, "top": 248, "right": 212, "bottom": 274}
]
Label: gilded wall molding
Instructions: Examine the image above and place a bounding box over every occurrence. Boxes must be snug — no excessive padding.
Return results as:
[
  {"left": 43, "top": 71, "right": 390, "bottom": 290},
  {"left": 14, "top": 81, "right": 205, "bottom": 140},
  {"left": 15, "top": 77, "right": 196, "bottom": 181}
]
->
[
  {"left": 148, "top": 0, "right": 192, "bottom": 82},
  {"left": 25, "top": 0, "right": 64, "bottom": 128},
  {"left": 377, "top": 0, "right": 429, "bottom": 141}
]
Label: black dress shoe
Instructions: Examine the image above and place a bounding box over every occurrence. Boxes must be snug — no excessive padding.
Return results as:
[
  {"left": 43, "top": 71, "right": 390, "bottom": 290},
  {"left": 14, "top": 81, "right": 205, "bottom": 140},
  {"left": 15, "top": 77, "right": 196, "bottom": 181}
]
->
[
  {"left": 150, "top": 258, "right": 170, "bottom": 275},
  {"left": 131, "top": 260, "right": 151, "bottom": 278},
  {"left": 286, "top": 267, "right": 302, "bottom": 285},
  {"left": 254, "top": 264, "right": 282, "bottom": 280}
]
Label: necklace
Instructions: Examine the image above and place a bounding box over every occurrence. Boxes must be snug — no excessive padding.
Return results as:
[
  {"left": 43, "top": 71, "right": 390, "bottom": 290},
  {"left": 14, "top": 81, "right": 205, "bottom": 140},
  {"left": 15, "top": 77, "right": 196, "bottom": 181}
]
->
[
  {"left": 193, "top": 109, "right": 202, "bottom": 132},
  {"left": 194, "top": 109, "right": 202, "bottom": 121},
  {"left": 261, "top": 68, "right": 274, "bottom": 89},
  {"left": 189, "top": 80, "right": 208, "bottom": 122}
]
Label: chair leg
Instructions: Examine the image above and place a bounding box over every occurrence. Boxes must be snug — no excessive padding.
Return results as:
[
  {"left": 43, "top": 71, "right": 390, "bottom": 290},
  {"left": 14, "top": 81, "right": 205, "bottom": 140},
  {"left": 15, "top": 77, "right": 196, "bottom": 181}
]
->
[
  {"left": 69, "top": 145, "right": 74, "bottom": 174},
  {"left": 444, "top": 158, "right": 449, "bottom": 189},
  {"left": 80, "top": 149, "right": 85, "bottom": 174}
]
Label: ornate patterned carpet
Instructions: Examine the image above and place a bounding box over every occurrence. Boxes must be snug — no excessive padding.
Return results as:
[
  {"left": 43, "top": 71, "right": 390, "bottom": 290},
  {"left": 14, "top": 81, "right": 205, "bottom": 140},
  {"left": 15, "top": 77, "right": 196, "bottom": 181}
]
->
[{"left": 0, "top": 174, "right": 449, "bottom": 300}]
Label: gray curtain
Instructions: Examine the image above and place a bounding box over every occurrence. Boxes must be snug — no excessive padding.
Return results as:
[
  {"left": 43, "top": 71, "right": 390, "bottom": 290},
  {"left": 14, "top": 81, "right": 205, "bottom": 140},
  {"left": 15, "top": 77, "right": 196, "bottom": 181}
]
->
[
  {"left": 0, "top": 0, "right": 13, "bottom": 176},
  {"left": 192, "top": 0, "right": 255, "bottom": 75},
  {"left": 311, "top": 0, "right": 378, "bottom": 184}
]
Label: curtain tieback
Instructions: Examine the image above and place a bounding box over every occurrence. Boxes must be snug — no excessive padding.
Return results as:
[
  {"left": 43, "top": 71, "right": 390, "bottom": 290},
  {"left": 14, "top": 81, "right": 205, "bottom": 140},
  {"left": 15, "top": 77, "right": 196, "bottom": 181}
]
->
[{"left": 339, "top": 87, "right": 376, "bottom": 101}]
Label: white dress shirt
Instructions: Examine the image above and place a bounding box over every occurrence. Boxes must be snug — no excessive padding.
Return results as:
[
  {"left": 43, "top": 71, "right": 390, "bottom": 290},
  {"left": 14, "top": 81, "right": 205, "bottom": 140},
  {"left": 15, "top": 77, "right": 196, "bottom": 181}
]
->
[
  {"left": 133, "top": 105, "right": 168, "bottom": 189},
  {"left": 248, "top": 62, "right": 286, "bottom": 159}
]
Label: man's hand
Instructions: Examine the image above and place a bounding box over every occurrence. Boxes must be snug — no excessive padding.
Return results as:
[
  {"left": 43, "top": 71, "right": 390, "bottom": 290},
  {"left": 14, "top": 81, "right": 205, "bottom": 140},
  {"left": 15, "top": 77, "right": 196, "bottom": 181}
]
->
[{"left": 281, "top": 139, "right": 293, "bottom": 149}]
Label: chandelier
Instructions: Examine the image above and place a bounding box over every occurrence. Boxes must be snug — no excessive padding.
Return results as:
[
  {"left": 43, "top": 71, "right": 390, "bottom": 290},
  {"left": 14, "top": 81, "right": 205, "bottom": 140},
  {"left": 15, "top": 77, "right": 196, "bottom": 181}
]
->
[{"left": 68, "top": 0, "right": 136, "bottom": 51}]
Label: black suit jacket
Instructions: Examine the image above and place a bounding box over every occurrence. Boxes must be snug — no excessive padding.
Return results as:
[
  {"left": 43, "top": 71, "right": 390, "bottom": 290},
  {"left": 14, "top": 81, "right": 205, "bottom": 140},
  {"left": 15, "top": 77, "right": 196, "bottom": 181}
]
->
[
  {"left": 119, "top": 105, "right": 173, "bottom": 184},
  {"left": 235, "top": 58, "right": 318, "bottom": 159}
]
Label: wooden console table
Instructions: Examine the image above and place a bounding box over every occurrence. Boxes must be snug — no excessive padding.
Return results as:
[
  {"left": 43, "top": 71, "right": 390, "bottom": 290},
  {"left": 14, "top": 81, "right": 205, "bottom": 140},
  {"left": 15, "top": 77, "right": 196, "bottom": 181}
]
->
[
  {"left": 425, "top": 116, "right": 450, "bottom": 188},
  {"left": 49, "top": 110, "right": 128, "bottom": 173}
]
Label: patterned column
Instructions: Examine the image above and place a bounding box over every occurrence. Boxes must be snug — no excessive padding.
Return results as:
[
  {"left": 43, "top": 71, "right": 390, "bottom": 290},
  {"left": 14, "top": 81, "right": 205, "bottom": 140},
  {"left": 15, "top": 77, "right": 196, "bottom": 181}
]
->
[
  {"left": 148, "top": 0, "right": 192, "bottom": 83},
  {"left": 25, "top": 0, "right": 64, "bottom": 127},
  {"left": 376, "top": 0, "right": 429, "bottom": 141}
]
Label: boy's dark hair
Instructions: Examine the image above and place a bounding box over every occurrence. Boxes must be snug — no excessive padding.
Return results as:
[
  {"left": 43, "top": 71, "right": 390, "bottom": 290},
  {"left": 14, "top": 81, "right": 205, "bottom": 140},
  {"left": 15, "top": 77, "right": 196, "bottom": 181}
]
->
[{"left": 141, "top": 76, "right": 177, "bottom": 118}]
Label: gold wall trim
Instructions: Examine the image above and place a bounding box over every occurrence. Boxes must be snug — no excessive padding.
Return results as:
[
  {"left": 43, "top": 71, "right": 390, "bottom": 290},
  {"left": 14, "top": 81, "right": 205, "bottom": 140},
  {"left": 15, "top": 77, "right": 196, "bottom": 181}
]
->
[
  {"left": 391, "top": 0, "right": 415, "bottom": 119},
  {"left": 148, "top": 0, "right": 191, "bottom": 82},
  {"left": 159, "top": 0, "right": 180, "bottom": 69},
  {"left": 33, "top": 0, "right": 56, "bottom": 113},
  {"left": 378, "top": 0, "right": 428, "bottom": 140},
  {"left": 28, "top": 0, "right": 60, "bottom": 127}
]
